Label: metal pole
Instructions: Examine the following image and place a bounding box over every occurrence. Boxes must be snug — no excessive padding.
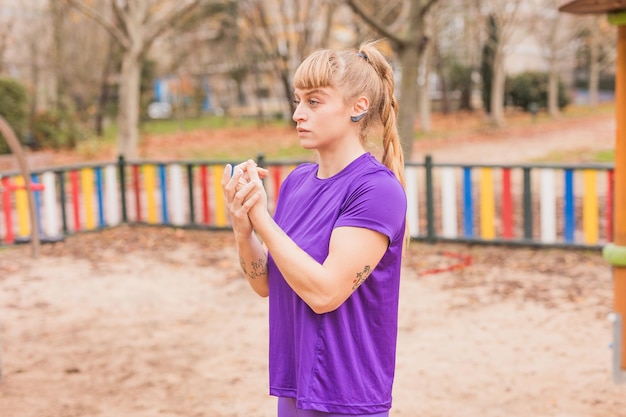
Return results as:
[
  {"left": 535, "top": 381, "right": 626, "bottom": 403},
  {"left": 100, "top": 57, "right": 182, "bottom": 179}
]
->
[
  {"left": 522, "top": 167, "right": 533, "bottom": 241},
  {"left": 425, "top": 155, "right": 435, "bottom": 244},
  {"left": 610, "top": 313, "right": 625, "bottom": 383},
  {"left": 118, "top": 155, "right": 128, "bottom": 223}
]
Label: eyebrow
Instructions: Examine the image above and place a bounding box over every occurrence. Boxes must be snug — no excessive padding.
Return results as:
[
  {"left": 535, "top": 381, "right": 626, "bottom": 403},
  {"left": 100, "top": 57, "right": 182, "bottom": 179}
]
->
[{"left": 295, "top": 88, "right": 330, "bottom": 98}]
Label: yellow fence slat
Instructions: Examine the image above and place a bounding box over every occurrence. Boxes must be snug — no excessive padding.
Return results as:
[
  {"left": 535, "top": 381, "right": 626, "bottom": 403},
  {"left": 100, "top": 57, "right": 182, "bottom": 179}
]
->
[
  {"left": 212, "top": 165, "right": 228, "bottom": 227},
  {"left": 14, "top": 176, "right": 30, "bottom": 237},
  {"left": 583, "top": 169, "right": 598, "bottom": 245},
  {"left": 144, "top": 165, "right": 158, "bottom": 224},
  {"left": 480, "top": 168, "right": 495, "bottom": 240},
  {"left": 81, "top": 168, "right": 95, "bottom": 230}
]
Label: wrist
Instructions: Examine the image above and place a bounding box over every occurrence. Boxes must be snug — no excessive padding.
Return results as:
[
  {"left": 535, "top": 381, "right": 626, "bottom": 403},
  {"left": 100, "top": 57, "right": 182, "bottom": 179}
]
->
[{"left": 233, "top": 227, "right": 254, "bottom": 242}]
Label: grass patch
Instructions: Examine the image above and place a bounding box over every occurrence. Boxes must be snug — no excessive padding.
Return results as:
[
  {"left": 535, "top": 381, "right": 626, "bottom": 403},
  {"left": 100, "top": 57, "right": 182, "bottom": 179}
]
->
[
  {"left": 532, "top": 148, "right": 615, "bottom": 164},
  {"left": 594, "top": 150, "right": 614, "bottom": 162},
  {"left": 75, "top": 139, "right": 114, "bottom": 160},
  {"left": 185, "top": 142, "right": 314, "bottom": 161},
  {"left": 139, "top": 115, "right": 289, "bottom": 135},
  {"left": 560, "top": 102, "right": 614, "bottom": 118}
]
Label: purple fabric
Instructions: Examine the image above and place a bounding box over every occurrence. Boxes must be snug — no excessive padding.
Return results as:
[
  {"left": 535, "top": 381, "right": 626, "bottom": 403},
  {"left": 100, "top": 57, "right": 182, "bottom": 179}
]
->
[
  {"left": 278, "top": 397, "right": 390, "bottom": 417},
  {"left": 267, "top": 153, "right": 407, "bottom": 414}
]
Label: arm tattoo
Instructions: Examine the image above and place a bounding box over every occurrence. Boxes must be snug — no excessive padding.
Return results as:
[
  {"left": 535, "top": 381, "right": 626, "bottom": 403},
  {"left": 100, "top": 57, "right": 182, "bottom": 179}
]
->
[
  {"left": 240, "top": 256, "right": 267, "bottom": 280},
  {"left": 352, "top": 265, "right": 372, "bottom": 291}
]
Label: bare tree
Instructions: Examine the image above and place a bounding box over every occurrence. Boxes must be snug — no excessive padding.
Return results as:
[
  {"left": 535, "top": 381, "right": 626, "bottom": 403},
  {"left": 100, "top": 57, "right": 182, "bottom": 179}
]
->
[
  {"left": 345, "top": 0, "right": 438, "bottom": 161},
  {"left": 588, "top": 15, "right": 601, "bottom": 107},
  {"left": 482, "top": 0, "right": 524, "bottom": 127},
  {"left": 429, "top": 0, "right": 480, "bottom": 114},
  {"left": 49, "top": 0, "right": 113, "bottom": 126},
  {"left": 532, "top": 0, "right": 575, "bottom": 118},
  {"left": 238, "top": 0, "right": 337, "bottom": 117},
  {"left": 543, "top": 3, "right": 565, "bottom": 117},
  {"left": 0, "top": 15, "right": 14, "bottom": 74},
  {"left": 585, "top": 15, "right": 616, "bottom": 108},
  {"left": 64, "top": 0, "right": 229, "bottom": 159}
]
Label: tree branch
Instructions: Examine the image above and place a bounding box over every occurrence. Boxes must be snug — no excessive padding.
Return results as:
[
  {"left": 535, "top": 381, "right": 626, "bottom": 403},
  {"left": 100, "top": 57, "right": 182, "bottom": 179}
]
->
[
  {"left": 111, "top": 0, "right": 129, "bottom": 40},
  {"left": 144, "top": 0, "right": 205, "bottom": 43},
  {"left": 63, "top": 0, "right": 129, "bottom": 49},
  {"left": 345, "top": 0, "right": 405, "bottom": 45},
  {"left": 421, "top": 0, "right": 438, "bottom": 18}
]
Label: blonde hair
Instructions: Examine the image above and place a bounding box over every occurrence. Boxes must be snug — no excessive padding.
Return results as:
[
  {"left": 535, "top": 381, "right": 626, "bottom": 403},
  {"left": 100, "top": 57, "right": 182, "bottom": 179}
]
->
[{"left": 293, "top": 40, "right": 406, "bottom": 189}]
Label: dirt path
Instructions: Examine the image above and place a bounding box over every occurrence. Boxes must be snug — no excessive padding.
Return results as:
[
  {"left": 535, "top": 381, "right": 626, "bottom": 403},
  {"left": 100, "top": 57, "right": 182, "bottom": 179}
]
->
[{"left": 415, "top": 114, "right": 615, "bottom": 164}]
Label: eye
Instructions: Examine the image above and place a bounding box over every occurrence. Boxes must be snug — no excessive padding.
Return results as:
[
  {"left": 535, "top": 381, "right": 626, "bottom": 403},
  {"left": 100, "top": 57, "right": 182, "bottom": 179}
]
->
[
  {"left": 292, "top": 99, "right": 301, "bottom": 105},
  {"left": 308, "top": 99, "right": 320, "bottom": 106}
]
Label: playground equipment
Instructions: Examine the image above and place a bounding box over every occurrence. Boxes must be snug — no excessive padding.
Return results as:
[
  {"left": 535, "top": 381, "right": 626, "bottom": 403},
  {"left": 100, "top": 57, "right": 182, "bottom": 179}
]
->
[
  {"left": 1, "top": 178, "right": 44, "bottom": 243},
  {"left": 0, "top": 115, "right": 40, "bottom": 258},
  {"left": 560, "top": 0, "right": 626, "bottom": 384}
]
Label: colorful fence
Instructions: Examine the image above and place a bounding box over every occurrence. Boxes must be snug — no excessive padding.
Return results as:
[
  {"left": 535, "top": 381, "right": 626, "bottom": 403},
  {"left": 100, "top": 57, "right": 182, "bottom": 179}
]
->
[
  {"left": 408, "top": 156, "right": 614, "bottom": 248},
  {"left": 0, "top": 156, "right": 615, "bottom": 249}
]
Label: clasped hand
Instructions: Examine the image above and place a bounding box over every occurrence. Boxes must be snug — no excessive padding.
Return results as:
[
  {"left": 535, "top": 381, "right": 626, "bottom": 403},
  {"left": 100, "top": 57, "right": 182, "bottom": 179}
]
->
[{"left": 221, "top": 159, "right": 270, "bottom": 236}]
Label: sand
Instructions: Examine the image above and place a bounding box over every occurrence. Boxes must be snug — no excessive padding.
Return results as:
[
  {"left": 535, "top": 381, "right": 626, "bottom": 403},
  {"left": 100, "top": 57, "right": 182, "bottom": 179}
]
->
[{"left": 1, "top": 226, "right": 625, "bottom": 417}]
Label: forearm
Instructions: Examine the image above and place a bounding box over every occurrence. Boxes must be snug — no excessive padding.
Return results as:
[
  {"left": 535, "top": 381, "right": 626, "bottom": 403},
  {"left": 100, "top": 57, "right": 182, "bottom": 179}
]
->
[
  {"left": 235, "top": 231, "right": 269, "bottom": 297},
  {"left": 253, "top": 215, "right": 338, "bottom": 313}
]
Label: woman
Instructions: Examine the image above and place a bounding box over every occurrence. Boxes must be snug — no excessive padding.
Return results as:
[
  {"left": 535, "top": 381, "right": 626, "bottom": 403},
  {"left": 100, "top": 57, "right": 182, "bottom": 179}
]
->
[{"left": 222, "top": 40, "right": 407, "bottom": 416}]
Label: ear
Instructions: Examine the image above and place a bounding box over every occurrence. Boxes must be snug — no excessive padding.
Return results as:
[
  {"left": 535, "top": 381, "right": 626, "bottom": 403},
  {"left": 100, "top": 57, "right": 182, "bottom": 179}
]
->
[{"left": 352, "top": 96, "right": 369, "bottom": 116}]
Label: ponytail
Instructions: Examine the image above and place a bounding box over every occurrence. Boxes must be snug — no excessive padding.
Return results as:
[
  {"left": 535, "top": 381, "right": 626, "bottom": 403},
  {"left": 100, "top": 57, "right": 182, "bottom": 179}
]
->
[
  {"left": 356, "top": 41, "right": 406, "bottom": 190},
  {"left": 356, "top": 41, "right": 409, "bottom": 248}
]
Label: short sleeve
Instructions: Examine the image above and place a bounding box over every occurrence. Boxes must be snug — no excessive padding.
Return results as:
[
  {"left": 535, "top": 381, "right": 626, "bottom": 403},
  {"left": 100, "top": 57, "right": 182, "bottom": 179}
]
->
[{"left": 334, "top": 171, "right": 407, "bottom": 242}]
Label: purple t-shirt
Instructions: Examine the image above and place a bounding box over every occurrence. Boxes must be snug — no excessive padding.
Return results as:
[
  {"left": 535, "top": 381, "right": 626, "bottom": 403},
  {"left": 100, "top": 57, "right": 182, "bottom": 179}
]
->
[{"left": 267, "top": 153, "right": 407, "bottom": 414}]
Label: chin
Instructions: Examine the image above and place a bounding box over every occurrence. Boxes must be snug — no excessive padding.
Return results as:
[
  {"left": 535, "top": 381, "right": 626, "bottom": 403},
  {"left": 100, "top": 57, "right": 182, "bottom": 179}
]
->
[{"left": 299, "top": 139, "right": 316, "bottom": 150}]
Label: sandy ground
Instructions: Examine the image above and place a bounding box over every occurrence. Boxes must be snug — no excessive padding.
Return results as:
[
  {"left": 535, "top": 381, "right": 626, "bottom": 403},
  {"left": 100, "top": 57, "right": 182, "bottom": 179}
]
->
[
  {"left": 1, "top": 111, "right": 625, "bottom": 416},
  {"left": 0, "top": 227, "right": 624, "bottom": 417}
]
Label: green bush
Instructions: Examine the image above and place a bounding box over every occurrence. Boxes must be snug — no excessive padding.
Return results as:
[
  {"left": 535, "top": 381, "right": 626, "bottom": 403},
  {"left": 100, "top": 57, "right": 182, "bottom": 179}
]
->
[
  {"left": 508, "top": 72, "right": 571, "bottom": 112},
  {"left": 0, "top": 78, "right": 28, "bottom": 154},
  {"left": 31, "top": 109, "right": 84, "bottom": 150}
]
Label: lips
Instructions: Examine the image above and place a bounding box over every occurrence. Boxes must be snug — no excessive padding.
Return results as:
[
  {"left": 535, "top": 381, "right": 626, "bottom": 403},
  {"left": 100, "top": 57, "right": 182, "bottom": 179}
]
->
[{"left": 296, "top": 127, "right": 310, "bottom": 134}]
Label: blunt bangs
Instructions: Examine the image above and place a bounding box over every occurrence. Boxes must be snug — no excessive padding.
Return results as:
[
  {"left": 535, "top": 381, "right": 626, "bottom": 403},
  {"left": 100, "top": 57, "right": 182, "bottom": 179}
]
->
[{"left": 293, "top": 50, "right": 340, "bottom": 90}]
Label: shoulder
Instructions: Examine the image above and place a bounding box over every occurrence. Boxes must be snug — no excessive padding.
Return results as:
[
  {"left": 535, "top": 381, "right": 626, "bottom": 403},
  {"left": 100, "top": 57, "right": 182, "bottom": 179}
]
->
[
  {"left": 281, "top": 163, "right": 317, "bottom": 186},
  {"left": 287, "top": 162, "right": 317, "bottom": 178},
  {"left": 350, "top": 158, "right": 406, "bottom": 205}
]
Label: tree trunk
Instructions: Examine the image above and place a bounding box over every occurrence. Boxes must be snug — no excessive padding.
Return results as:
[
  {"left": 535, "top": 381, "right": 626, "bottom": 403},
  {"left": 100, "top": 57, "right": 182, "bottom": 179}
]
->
[
  {"left": 397, "top": 45, "right": 420, "bottom": 161},
  {"left": 280, "top": 68, "right": 296, "bottom": 121},
  {"left": 548, "top": 67, "right": 560, "bottom": 118},
  {"left": 418, "top": 40, "right": 432, "bottom": 131},
  {"left": 95, "top": 38, "right": 117, "bottom": 137},
  {"left": 51, "top": 0, "right": 68, "bottom": 112},
  {"left": 547, "top": 10, "right": 561, "bottom": 118},
  {"left": 117, "top": 51, "right": 142, "bottom": 160},
  {"left": 490, "top": 48, "right": 506, "bottom": 127},
  {"left": 589, "top": 25, "right": 600, "bottom": 108}
]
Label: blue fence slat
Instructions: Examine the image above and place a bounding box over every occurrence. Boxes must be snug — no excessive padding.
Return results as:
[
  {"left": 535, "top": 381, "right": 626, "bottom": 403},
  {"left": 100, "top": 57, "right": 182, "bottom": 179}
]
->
[
  {"left": 564, "top": 169, "right": 575, "bottom": 243},
  {"left": 463, "top": 167, "right": 474, "bottom": 238},
  {"left": 159, "top": 164, "right": 169, "bottom": 224},
  {"left": 96, "top": 167, "right": 106, "bottom": 228},
  {"left": 31, "top": 173, "right": 43, "bottom": 234}
]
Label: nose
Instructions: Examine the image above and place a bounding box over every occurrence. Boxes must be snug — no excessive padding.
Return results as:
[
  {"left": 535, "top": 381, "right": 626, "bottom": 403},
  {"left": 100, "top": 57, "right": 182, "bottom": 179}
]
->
[{"left": 292, "top": 103, "right": 306, "bottom": 123}]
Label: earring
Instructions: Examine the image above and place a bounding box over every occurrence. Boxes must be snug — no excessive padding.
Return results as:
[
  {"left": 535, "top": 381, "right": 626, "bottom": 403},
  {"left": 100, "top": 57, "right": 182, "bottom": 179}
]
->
[{"left": 350, "top": 111, "right": 368, "bottom": 123}]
